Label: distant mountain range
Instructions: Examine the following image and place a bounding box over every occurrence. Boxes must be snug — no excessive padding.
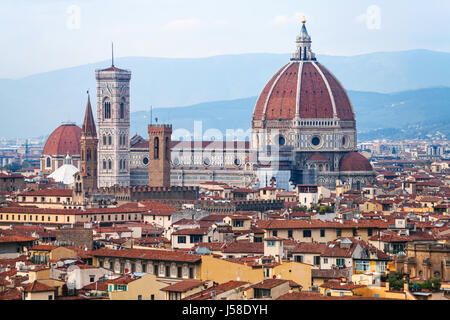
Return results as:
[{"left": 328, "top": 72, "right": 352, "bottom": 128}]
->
[
  {"left": 130, "top": 87, "right": 450, "bottom": 141},
  {"left": 1, "top": 49, "right": 450, "bottom": 139}
]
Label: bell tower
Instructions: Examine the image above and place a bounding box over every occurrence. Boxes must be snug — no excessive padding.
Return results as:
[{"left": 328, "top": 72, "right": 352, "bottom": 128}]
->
[
  {"left": 95, "top": 46, "right": 131, "bottom": 188},
  {"left": 148, "top": 124, "right": 172, "bottom": 187},
  {"left": 80, "top": 92, "right": 98, "bottom": 190},
  {"left": 73, "top": 93, "right": 98, "bottom": 206}
]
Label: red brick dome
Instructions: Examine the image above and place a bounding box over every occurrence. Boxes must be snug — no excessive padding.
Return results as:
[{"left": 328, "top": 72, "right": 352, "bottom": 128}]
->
[
  {"left": 252, "top": 61, "right": 354, "bottom": 121},
  {"left": 339, "top": 152, "right": 373, "bottom": 172},
  {"left": 43, "top": 123, "right": 81, "bottom": 156}
]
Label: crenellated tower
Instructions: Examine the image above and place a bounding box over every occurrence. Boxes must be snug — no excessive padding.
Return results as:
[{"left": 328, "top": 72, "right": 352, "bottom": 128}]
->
[{"left": 148, "top": 124, "right": 172, "bottom": 187}]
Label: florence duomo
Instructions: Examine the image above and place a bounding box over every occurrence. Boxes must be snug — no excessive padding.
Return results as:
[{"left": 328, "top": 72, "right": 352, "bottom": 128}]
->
[
  {"left": 42, "top": 19, "right": 374, "bottom": 200},
  {"left": 1, "top": 0, "right": 449, "bottom": 307}
]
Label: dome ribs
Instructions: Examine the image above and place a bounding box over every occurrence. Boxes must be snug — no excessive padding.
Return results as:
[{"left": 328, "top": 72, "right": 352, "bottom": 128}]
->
[
  {"left": 317, "top": 63, "right": 355, "bottom": 120},
  {"left": 299, "top": 63, "right": 333, "bottom": 119},
  {"left": 252, "top": 65, "right": 287, "bottom": 121},
  {"left": 265, "top": 63, "right": 299, "bottom": 120}
]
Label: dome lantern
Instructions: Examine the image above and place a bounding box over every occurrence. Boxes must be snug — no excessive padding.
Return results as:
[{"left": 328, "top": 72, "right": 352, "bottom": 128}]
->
[{"left": 292, "top": 18, "right": 316, "bottom": 61}]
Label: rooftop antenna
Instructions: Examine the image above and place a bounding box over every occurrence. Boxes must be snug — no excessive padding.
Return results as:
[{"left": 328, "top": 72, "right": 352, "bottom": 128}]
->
[{"left": 111, "top": 42, "right": 114, "bottom": 66}]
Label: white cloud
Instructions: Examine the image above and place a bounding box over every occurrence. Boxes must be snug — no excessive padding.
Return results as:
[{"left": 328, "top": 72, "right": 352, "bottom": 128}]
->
[
  {"left": 162, "top": 18, "right": 201, "bottom": 31},
  {"left": 271, "top": 12, "right": 307, "bottom": 25}
]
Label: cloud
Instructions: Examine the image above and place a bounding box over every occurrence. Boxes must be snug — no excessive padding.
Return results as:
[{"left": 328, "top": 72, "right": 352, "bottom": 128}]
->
[
  {"left": 162, "top": 18, "right": 201, "bottom": 31},
  {"left": 271, "top": 12, "right": 307, "bottom": 25}
]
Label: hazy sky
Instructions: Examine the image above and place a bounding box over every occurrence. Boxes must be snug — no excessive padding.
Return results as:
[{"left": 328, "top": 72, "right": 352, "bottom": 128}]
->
[{"left": 1, "top": 0, "right": 449, "bottom": 79}]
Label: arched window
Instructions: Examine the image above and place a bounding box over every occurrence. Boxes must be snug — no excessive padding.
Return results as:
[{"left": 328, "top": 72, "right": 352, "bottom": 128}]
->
[
  {"left": 108, "top": 136, "right": 112, "bottom": 145},
  {"left": 103, "top": 99, "right": 111, "bottom": 119},
  {"left": 119, "top": 159, "right": 123, "bottom": 170},
  {"left": 120, "top": 102, "right": 125, "bottom": 119},
  {"left": 103, "top": 135, "right": 107, "bottom": 145},
  {"left": 154, "top": 137, "right": 159, "bottom": 159},
  {"left": 103, "top": 160, "right": 106, "bottom": 170},
  {"left": 46, "top": 157, "right": 51, "bottom": 168},
  {"left": 87, "top": 149, "right": 91, "bottom": 161},
  {"left": 108, "top": 160, "right": 112, "bottom": 170}
]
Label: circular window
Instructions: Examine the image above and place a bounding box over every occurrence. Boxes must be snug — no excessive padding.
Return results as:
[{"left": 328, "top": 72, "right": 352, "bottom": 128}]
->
[
  {"left": 203, "top": 158, "right": 210, "bottom": 166},
  {"left": 311, "top": 136, "right": 321, "bottom": 146},
  {"left": 172, "top": 157, "right": 180, "bottom": 166},
  {"left": 142, "top": 157, "right": 149, "bottom": 165},
  {"left": 234, "top": 158, "right": 241, "bottom": 166},
  {"left": 278, "top": 135, "right": 286, "bottom": 146}
]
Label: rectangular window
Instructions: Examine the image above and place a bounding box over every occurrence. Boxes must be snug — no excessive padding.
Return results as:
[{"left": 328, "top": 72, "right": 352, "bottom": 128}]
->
[
  {"left": 336, "top": 229, "right": 342, "bottom": 238},
  {"left": 336, "top": 258, "right": 345, "bottom": 267},
  {"left": 189, "top": 267, "right": 194, "bottom": 279},
  {"left": 190, "top": 235, "right": 203, "bottom": 243},
  {"left": 320, "top": 229, "right": 325, "bottom": 237},
  {"left": 233, "top": 220, "right": 244, "bottom": 228},
  {"left": 154, "top": 264, "right": 158, "bottom": 275},
  {"left": 41, "top": 216, "right": 44, "bottom": 221},
  {"left": 295, "top": 255, "right": 303, "bottom": 263},
  {"left": 314, "top": 256, "right": 320, "bottom": 265},
  {"left": 142, "top": 264, "right": 146, "bottom": 273},
  {"left": 288, "top": 230, "right": 293, "bottom": 238},
  {"left": 165, "top": 266, "right": 170, "bottom": 277},
  {"left": 267, "top": 240, "right": 276, "bottom": 247},
  {"left": 177, "top": 267, "right": 182, "bottom": 278},
  {"left": 368, "top": 228, "right": 373, "bottom": 237},
  {"left": 178, "top": 236, "right": 186, "bottom": 244},
  {"left": 151, "top": 294, "right": 155, "bottom": 300},
  {"left": 355, "top": 260, "right": 370, "bottom": 271},
  {"left": 89, "top": 275, "right": 95, "bottom": 283},
  {"left": 55, "top": 216, "right": 58, "bottom": 222},
  {"left": 303, "top": 230, "right": 312, "bottom": 238},
  {"left": 138, "top": 295, "right": 142, "bottom": 300},
  {"left": 272, "top": 230, "right": 278, "bottom": 237},
  {"left": 324, "top": 258, "right": 328, "bottom": 264},
  {"left": 131, "top": 263, "right": 136, "bottom": 273},
  {"left": 353, "top": 228, "right": 358, "bottom": 236}
]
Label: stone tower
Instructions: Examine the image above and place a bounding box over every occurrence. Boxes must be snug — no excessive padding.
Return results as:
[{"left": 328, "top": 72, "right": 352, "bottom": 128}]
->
[
  {"left": 95, "top": 58, "right": 131, "bottom": 188},
  {"left": 73, "top": 93, "right": 98, "bottom": 206},
  {"left": 148, "top": 124, "right": 172, "bottom": 187},
  {"left": 80, "top": 93, "right": 98, "bottom": 190}
]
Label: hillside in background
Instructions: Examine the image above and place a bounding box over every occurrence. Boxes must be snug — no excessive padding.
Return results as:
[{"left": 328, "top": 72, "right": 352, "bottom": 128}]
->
[
  {"left": 1, "top": 49, "right": 450, "bottom": 138},
  {"left": 130, "top": 87, "right": 450, "bottom": 141}
]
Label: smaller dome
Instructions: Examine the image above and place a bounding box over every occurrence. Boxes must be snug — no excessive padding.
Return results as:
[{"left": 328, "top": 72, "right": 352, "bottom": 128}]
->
[
  {"left": 43, "top": 123, "right": 81, "bottom": 156},
  {"left": 340, "top": 152, "right": 373, "bottom": 172},
  {"left": 307, "top": 152, "right": 329, "bottom": 162}
]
